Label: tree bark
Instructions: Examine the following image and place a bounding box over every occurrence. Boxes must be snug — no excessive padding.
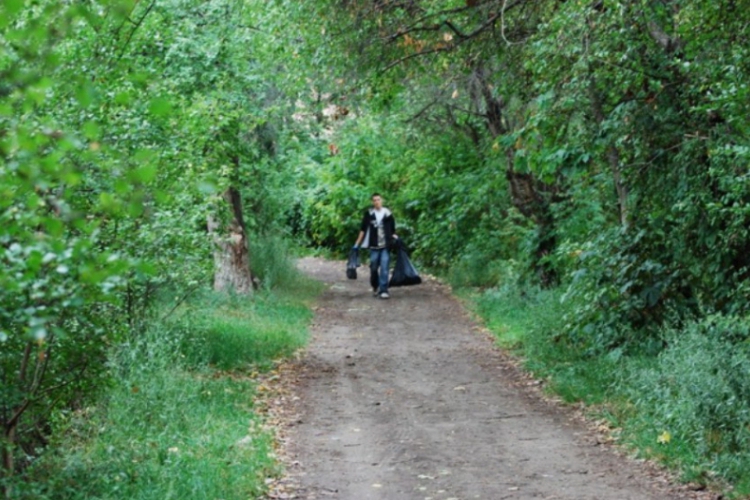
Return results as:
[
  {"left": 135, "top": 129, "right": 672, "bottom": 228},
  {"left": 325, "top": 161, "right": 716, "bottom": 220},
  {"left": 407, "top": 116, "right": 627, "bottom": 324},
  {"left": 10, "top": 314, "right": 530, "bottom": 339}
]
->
[
  {"left": 208, "top": 187, "right": 254, "bottom": 295},
  {"left": 589, "top": 75, "right": 629, "bottom": 229},
  {"left": 470, "top": 65, "right": 559, "bottom": 285}
]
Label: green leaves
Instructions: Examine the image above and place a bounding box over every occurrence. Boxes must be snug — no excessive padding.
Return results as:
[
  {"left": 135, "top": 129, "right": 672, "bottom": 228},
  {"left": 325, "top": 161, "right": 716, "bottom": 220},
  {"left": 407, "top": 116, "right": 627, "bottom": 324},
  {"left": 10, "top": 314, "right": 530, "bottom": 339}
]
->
[
  {"left": 1, "top": 0, "right": 311, "bottom": 480},
  {"left": 148, "top": 96, "right": 174, "bottom": 118}
]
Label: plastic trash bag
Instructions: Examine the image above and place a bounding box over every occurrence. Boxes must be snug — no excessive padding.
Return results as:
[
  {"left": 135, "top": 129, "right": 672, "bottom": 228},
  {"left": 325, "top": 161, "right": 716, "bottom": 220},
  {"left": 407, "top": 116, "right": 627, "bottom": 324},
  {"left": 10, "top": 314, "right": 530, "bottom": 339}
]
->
[
  {"left": 389, "top": 239, "right": 421, "bottom": 287},
  {"left": 346, "top": 248, "right": 360, "bottom": 279}
]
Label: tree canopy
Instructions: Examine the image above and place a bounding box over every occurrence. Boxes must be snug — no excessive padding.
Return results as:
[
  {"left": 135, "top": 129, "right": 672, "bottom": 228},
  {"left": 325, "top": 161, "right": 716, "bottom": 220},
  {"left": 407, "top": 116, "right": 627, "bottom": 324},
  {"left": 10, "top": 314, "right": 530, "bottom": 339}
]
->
[{"left": 3, "top": 0, "right": 750, "bottom": 494}]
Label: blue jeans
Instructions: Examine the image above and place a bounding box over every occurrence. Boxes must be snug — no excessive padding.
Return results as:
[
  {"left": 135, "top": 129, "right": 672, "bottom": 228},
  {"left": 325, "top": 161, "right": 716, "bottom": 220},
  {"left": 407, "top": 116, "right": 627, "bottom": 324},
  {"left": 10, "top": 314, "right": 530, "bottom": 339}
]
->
[{"left": 369, "top": 248, "right": 390, "bottom": 293}]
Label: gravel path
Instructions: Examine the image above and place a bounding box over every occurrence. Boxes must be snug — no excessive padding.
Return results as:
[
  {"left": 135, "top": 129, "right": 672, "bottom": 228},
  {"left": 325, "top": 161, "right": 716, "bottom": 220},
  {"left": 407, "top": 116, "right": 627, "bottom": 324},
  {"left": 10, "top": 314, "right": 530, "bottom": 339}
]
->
[{"left": 280, "top": 257, "right": 693, "bottom": 500}]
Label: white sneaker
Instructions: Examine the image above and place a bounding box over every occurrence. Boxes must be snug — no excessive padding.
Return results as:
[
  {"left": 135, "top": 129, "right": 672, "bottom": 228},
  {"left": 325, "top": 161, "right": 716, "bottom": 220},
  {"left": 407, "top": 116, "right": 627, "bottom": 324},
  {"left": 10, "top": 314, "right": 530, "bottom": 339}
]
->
[{"left": 379, "top": 292, "right": 390, "bottom": 299}]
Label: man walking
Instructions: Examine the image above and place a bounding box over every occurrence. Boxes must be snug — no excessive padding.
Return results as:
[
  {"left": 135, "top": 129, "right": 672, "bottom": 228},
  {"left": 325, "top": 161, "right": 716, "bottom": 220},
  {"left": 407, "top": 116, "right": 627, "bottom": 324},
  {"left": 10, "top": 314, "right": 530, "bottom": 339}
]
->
[{"left": 353, "top": 193, "right": 397, "bottom": 299}]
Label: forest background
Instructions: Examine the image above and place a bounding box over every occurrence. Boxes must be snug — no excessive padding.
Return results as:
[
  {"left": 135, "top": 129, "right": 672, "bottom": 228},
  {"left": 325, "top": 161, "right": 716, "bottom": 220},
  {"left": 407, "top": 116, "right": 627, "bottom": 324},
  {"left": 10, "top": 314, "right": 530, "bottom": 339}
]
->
[{"left": 2, "top": 0, "right": 750, "bottom": 498}]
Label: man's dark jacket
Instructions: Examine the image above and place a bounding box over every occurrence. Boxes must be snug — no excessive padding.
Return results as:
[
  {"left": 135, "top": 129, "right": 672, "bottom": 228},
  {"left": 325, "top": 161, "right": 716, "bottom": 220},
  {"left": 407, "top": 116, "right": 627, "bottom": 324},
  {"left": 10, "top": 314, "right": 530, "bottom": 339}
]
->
[{"left": 360, "top": 208, "right": 396, "bottom": 249}]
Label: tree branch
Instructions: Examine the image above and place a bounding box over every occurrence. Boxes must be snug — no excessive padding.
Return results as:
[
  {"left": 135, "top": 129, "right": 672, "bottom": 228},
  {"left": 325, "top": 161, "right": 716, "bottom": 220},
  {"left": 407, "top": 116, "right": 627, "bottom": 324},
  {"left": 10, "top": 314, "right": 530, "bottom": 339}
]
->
[
  {"left": 385, "top": 2, "right": 493, "bottom": 42},
  {"left": 380, "top": 44, "right": 455, "bottom": 74},
  {"left": 378, "top": 0, "right": 527, "bottom": 73},
  {"left": 114, "top": 0, "right": 157, "bottom": 64},
  {"left": 404, "top": 94, "right": 445, "bottom": 123}
]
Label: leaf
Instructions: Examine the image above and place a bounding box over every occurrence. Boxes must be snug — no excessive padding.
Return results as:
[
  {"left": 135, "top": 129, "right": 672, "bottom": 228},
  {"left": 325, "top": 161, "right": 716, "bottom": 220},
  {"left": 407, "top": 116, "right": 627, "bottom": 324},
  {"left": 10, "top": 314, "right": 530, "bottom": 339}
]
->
[
  {"left": 2, "top": 0, "right": 24, "bottom": 16},
  {"left": 83, "top": 121, "right": 101, "bottom": 140},
  {"left": 148, "top": 96, "right": 174, "bottom": 118},
  {"left": 130, "top": 164, "right": 158, "bottom": 183},
  {"left": 657, "top": 431, "right": 671, "bottom": 444}
]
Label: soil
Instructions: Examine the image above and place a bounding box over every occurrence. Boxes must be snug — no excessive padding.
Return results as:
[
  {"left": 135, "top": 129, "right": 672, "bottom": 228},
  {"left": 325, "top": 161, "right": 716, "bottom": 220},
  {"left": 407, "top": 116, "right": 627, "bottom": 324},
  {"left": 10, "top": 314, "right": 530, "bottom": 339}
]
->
[{"left": 273, "top": 258, "right": 714, "bottom": 500}]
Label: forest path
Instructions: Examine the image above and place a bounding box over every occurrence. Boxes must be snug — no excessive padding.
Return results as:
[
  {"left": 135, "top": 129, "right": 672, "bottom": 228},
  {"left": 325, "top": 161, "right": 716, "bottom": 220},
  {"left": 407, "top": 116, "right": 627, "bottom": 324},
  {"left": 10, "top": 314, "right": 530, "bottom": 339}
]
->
[{"left": 281, "top": 257, "right": 681, "bottom": 500}]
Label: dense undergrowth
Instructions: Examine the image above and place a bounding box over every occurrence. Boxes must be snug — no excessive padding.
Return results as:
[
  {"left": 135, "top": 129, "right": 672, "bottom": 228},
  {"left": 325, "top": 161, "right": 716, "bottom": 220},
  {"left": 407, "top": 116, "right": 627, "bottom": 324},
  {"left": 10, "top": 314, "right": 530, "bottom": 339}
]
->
[
  {"left": 462, "top": 276, "right": 750, "bottom": 497},
  {"left": 4, "top": 240, "right": 320, "bottom": 500}
]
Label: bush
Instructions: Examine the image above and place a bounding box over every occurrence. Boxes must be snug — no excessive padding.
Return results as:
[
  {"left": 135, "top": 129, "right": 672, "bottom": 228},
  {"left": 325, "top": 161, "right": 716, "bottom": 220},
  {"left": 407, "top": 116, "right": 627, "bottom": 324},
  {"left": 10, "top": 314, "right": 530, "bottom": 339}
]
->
[
  {"left": 559, "top": 228, "right": 698, "bottom": 355},
  {"left": 624, "top": 317, "right": 750, "bottom": 487}
]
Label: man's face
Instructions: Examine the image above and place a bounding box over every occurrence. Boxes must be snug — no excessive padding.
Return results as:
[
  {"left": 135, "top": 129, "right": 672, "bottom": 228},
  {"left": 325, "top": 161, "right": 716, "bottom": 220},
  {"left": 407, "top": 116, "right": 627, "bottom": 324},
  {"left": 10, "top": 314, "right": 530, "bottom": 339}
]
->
[{"left": 372, "top": 195, "right": 383, "bottom": 209}]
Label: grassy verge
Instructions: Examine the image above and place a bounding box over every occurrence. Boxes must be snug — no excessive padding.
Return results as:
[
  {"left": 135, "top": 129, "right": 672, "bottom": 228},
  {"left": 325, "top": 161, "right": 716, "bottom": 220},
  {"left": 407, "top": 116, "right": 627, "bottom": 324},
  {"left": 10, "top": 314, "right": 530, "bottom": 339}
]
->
[
  {"left": 12, "top": 249, "right": 321, "bottom": 499},
  {"left": 463, "top": 284, "right": 750, "bottom": 498}
]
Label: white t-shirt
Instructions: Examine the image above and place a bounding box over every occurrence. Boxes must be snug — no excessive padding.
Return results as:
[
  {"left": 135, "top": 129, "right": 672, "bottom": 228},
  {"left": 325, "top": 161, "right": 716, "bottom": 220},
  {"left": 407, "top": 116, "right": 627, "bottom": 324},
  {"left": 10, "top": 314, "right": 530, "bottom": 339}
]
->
[{"left": 373, "top": 208, "right": 386, "bottom": 248}]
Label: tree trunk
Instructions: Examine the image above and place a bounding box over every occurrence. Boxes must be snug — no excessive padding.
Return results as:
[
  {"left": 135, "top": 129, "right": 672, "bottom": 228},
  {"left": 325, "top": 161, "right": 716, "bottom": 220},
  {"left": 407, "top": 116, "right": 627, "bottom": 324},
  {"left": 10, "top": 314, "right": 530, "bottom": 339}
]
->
[
  {"left": 469, "top": 64, "right": 560, "bottom": 285},
  {"left": 208, "top": 187, "right": 254, "bottom": 295},
  {"left": 589, "top": 73, "right": 629, "bottom": 229},
  {"left": 505, "top": 152, "right": 559, "bottom": 286}
]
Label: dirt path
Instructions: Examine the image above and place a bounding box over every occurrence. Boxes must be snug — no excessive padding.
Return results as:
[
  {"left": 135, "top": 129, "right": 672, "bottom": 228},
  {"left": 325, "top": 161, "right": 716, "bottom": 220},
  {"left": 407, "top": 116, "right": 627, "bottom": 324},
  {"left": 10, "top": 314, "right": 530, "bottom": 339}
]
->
[{"left": 281, "top": 258, "right": 689, "bottom": 500}]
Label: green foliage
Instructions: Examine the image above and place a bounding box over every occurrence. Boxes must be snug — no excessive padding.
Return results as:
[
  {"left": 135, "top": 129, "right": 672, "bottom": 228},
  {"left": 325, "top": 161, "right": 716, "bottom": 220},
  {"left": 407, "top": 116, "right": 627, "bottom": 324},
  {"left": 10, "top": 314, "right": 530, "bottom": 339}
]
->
[
  {"left": 1, "top": 0, "right": 314, "bottom": 484},
  {"left": 178, "top": 291, "right": 313, "bottom": 371},
  {"left": 9, "top": 322, "right": 276, "bottom": 500},
  {"left": 625, "top": 318, "right": 750, "bottom": 489},
  {"left": 559, "top": 228, "right": 694, "bottom": 354},
  {"left": 4, "top": 244, "right": 318, "bottom": 498}
]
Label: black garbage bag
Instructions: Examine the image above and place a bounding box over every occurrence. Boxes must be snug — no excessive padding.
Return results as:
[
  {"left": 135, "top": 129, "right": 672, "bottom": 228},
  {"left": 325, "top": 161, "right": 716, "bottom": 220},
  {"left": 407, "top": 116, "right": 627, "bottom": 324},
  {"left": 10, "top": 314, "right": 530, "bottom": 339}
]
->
[
  {"left": 389, "top": 239, "right": 422, "bottom": 287},
  {"left": 346, "top": 248, "right": 360, "bottom": 279}
]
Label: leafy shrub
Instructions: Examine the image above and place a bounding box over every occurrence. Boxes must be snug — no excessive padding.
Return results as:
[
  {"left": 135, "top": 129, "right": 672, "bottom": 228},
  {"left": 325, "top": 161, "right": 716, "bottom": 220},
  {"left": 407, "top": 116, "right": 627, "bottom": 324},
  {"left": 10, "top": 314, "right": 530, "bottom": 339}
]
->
[
  {"left": 625, "top": 318, "right": 750, "bottom": 485},
  {"left": 560, "top": 228, "right": 699, "bottom": 354}
]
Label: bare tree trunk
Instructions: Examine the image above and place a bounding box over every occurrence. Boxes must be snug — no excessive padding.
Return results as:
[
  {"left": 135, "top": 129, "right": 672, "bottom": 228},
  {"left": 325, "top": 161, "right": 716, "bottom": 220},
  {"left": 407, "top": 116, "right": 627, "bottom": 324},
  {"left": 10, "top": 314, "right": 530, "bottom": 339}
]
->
[{"left": 207, "top": 186, "right": 254, "bottom": 295}]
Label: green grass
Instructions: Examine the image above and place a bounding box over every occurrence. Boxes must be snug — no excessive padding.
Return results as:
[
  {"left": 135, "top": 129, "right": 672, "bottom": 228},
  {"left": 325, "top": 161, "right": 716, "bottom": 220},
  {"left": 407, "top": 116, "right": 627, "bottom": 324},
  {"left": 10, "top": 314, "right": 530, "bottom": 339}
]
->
[
  {"left": 469, "top": 284, "right": 623, "bottom": 405},
  {"left": 466, "top": 283, "right": 750, "bottom": 497},
  {"left": 10, "top": 251, "right": 322, "bottom": 499},
  {"left": 20, "top": 339, "right": 276, "bottom": 500},
  {"left": 179, "top": 291, "right": 316, "bottom": 371}
]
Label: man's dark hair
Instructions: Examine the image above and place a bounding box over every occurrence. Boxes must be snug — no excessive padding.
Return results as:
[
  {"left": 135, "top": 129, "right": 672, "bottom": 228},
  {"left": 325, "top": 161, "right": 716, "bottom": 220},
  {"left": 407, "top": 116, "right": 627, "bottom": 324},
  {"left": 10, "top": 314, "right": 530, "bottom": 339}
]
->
[{"left": 371, "top": 193, "right": 381, "bottom": 199}]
